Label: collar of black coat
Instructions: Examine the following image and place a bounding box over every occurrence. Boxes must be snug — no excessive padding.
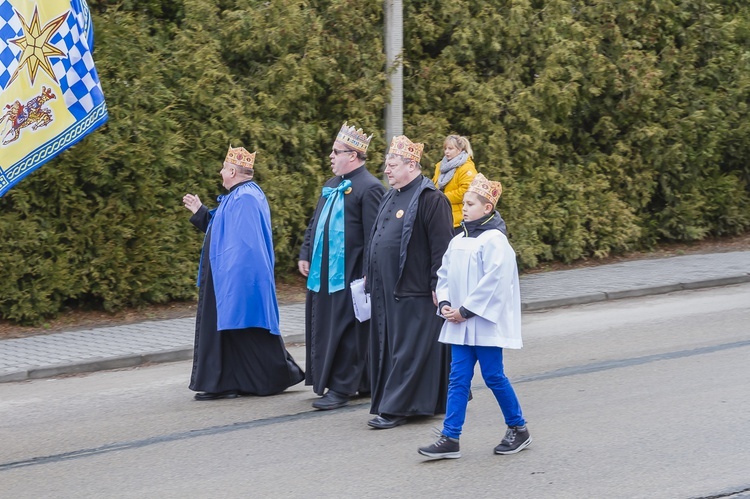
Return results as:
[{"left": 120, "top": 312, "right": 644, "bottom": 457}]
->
[
  {"left": 397, "top": 174, "right": 422, "bottom": 192},
  {"left": 460, "top": 211, "right": 504, "bottom": 238},
  {"left": 228, "top": 179, "right": 254, "bottom": 193},
  {"left": 342, "top": 164, "right": 367, "bottom": 180}
]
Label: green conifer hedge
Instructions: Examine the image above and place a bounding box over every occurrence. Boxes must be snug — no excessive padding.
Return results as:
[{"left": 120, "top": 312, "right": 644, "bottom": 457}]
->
[{"left": 1, "top": 0, "right": 748, "bottom": 323}]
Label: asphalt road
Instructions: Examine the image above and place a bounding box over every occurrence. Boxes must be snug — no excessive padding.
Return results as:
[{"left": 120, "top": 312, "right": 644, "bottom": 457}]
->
[{"left": 1, "top": 283, "right": 749, "bottom": 498}]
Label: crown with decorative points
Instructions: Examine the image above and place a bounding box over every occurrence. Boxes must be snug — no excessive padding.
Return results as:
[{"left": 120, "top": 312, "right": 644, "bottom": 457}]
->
[
  {"left": 225, "top": 145, "right": 256, "bottom": 169},
  {"left": 336, "top": 121, "right": 372, "bottom": 153},
  {"left": 388, "top": 135, "right": 424, "bottom": 163},
  {"left": 468, "top": 173, "right": 503, "bottom": 206}
]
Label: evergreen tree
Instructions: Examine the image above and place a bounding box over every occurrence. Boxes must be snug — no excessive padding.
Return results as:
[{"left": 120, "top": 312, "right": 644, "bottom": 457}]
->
[{"left": 1, "top": 0, "right": 747, "bottom": 323}]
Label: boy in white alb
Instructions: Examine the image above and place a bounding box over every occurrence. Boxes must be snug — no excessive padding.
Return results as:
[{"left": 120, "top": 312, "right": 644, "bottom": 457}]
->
[{"left": 418, "top": 173, "right": 531, "bottom": 460}]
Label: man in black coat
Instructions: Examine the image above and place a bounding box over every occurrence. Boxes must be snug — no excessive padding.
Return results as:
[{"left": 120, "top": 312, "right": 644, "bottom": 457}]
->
[
  {"left": 366, "top": 135, "right": 454, "bottom": 429},
  {"left": 299, "top": 122, "right": 386, "bottom": 410}
]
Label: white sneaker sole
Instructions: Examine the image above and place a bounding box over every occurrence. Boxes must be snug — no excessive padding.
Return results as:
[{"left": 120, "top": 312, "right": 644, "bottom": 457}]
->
[
  {"left": 494, "top": 436, "right": 532, "bottom": 455},
  {"left": 418, "top": 449, "right": 461, "bottom": 460}
]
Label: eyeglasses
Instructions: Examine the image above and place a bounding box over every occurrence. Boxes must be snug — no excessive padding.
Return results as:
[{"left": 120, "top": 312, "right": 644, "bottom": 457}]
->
[{"left": 332, "top": 148, "right": 355, "bottom": 156}]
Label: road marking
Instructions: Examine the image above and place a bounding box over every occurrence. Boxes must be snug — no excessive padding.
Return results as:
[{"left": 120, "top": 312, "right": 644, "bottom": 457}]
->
[{"left": 2, "top": 338, "right": 749, "bottom": 472}]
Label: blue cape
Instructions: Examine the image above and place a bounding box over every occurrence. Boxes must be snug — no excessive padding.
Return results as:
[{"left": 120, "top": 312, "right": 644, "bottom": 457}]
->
[{"left": 209, "top": 182, "right": 280, "bottom": 335}]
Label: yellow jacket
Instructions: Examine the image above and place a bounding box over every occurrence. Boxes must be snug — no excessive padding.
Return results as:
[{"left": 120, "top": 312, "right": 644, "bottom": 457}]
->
[{"left": 432, "top": 157, "right": 478, "bottom": 228}]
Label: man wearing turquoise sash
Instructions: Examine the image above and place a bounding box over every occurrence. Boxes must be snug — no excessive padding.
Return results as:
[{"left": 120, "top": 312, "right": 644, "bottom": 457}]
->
[{"left": 299, "top": 122, "right": 386, "bottom": 410}]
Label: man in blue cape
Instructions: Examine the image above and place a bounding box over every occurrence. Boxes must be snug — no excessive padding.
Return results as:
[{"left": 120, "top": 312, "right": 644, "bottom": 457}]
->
[{"left": 183, "top": 146, "right": 304, "bottom": 400}]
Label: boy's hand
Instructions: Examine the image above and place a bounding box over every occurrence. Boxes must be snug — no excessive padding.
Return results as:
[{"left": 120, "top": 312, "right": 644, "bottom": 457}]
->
[{"left": 443, "top": 306, "right": 467, "bottom": 323}]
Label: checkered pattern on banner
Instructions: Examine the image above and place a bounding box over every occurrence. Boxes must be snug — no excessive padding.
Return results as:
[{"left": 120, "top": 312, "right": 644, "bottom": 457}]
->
[
  {"left": 50, "top": 2, "right": 104, "bottom": 120},
  {"left": 0, "top": 0, "right": 22, "bottom": 90}
]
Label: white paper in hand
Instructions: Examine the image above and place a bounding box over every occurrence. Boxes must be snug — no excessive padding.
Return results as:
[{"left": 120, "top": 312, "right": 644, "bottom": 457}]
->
[{"left": 350, "top": 278, "right": 371, "bottom": 322}]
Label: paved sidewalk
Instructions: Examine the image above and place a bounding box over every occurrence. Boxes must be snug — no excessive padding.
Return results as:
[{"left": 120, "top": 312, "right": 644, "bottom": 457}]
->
[{"left": 1, "top": 251, "right": 748, "bottom": 383}]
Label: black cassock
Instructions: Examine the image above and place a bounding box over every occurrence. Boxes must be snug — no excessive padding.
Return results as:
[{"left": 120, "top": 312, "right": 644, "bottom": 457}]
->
[
  {"left": 189, "top": 207, "right": 304, "bottom": 396},
  {"left": 300, "top": 166, "right": 385, "bottom": 396},
  {"left": 367, "top": 176, "right": 454, "bottom": 417}
]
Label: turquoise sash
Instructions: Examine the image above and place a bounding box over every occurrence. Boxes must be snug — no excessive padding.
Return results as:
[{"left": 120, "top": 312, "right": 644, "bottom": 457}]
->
[{"left": 307, "top": 179, "right": 352, "bottom": 293}]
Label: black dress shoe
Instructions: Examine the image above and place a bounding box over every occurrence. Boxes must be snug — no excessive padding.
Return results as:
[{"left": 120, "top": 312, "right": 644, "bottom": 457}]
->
[
  {"left": 194, "top": 390, "right": 239, "bottom": 401},
  {"left": 367, "top": 414, "right": 408, "bottom": 429},
  {"left": 312, "top": 390, "right": 349, "bottom": 410}
]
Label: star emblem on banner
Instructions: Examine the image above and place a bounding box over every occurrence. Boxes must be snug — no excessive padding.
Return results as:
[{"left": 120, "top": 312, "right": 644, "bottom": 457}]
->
[{"left": 7, "top": 6, "right": 69, "bottom": 86}]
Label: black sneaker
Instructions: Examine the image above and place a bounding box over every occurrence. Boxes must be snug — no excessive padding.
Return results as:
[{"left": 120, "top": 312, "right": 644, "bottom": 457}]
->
[
  {"left": 494, "top": 425, "right": 532, "bottom": 455},
  {"left": 418, "top": 433, "right": 461, "bottom": 460}
]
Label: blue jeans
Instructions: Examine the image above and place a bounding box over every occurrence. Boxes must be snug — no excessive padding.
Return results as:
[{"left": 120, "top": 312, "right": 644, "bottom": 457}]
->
[{"left": 442, "top": 344, "right": 525, "bottom": 439}]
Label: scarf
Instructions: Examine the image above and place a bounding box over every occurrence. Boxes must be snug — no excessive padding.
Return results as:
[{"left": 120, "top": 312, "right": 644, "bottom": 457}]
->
[
  {"left": 437, "top": 151, "right": 469, "bottom": 189},
  {"left": 307, "top": 178, "right": 352, "bottom": 293},
  {"left": 460, "top": 210, "right": 508, "bottom": 237}
]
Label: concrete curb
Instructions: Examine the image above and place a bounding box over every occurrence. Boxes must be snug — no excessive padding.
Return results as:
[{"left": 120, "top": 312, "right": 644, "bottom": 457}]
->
[
  {"left": 2, "top": 273, "right": 748, "bottom": 383},
  {"left": 283, "top": 333, "right": 306, "bottom": 345},
  {"left": 522, "top": 292, "right": 608, "bottom": 311},
  {"left": 0, "top": 348, "right": 195, "bottom": 383},
  {"left": 522, "top": 275, "right": 750, "bottom": 311}
]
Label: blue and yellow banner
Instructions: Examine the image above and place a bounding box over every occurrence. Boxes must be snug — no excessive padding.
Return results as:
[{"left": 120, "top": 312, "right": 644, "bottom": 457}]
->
[{"left": 0, "top": 0, "right": 107, "bottom": 196}]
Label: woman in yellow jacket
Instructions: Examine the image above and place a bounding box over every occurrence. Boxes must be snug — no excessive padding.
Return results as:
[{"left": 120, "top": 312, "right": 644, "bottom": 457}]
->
[{"left": 432, "top": 135, "right": 478, "bottom": 232}]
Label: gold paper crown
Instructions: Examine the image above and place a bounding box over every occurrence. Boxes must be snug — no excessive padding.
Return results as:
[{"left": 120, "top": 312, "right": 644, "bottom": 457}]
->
[
  {"left": 468, "top": 173, "right": 503, "bottom": 206},
  {"left": 225, "top": 145, "right": 256, "bottom": 169},
  {"left": 388, "top": 135, "right": 424, "bottom": 163},
  {"left": 336, "top": 121, "right": 373, "bottom": 153}
]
